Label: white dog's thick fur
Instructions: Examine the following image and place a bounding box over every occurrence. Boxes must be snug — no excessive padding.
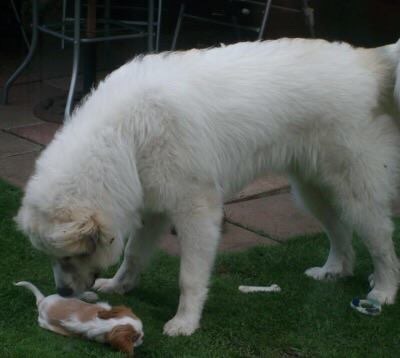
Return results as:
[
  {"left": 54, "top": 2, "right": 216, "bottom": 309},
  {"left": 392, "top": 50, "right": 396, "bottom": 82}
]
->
[{"left": 17, "top": 38, "right": 400, "bottom": 336}]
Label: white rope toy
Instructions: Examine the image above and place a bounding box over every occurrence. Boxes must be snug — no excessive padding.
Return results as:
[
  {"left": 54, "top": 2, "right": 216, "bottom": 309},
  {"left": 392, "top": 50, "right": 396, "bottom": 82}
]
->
[{"left": 238, "top": 284, "right": 281, "bottom": 293}]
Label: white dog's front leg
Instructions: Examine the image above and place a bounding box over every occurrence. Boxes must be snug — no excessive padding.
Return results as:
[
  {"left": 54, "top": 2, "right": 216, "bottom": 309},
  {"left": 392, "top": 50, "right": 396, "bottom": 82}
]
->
[
  {"left": 94, "top": 213, "right": 169, "bottom": 294},
  {"left": 163, "top": 195, "right": 222, "bottom": 336}
]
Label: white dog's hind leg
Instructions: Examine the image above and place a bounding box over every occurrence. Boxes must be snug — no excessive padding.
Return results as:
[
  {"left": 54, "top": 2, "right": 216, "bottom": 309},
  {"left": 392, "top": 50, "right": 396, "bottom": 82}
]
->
[
  {"left": 94, "top": 213, "right": 169, "bottom": 294},
  {"left": 356, "top": 214, "right": 399, "bottom": 304},
  {"left": 291, "top": 178, "right": 354, "bottom": 280},
  {"left": 163, "top": 190, "right": 223, "bottom": 336}
]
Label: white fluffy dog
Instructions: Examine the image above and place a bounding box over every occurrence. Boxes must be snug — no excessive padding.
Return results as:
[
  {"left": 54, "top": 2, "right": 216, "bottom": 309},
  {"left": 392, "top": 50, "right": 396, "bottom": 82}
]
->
[{"left": 16, "top": 38, "right": 400, "bottom": 336}]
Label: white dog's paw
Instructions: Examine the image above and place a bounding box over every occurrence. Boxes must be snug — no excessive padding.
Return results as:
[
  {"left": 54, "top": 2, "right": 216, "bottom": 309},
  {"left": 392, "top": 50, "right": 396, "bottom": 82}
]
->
[
  {"left": 367, "top": 288, "right": 396, "bottom": 305},
  {"left": 93, "top": 278, "right": 127, "bottom": 294},
  {"left": 305, "top": 266, "right": 349, "bottom": 281},
  {"left": 163, "top": 317, "right": 199, "bottom": 336}
]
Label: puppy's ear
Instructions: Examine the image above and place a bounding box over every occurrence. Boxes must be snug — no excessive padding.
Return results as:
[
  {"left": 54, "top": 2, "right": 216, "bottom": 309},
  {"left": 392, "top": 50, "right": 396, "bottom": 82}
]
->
[{"left": 105, "top": 324, "right": 139, "bottom": 354}]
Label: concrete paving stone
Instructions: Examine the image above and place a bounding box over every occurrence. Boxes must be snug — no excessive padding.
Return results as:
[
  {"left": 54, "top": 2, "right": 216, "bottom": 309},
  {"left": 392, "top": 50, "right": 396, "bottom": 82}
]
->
[
  {"left": 8, "top": 122, "right": 60, "bottom": 146},
  {"left": 0, "top": 151, "right": 39, "bottom": 188},
  {"left": 0, "top": 131, "right": 41, "bottom": 158},
  {"left": 158, "top": 222, "right": 277, "bottom": 256},
  {"left": 231, "top": 174, "right": 289, "bottom": 202},
  {"left": 0, "top": 105, "right": 43, "bottom": 129},
  {"left": 225, "top": 192, "right": 322, "bottom": 241}
]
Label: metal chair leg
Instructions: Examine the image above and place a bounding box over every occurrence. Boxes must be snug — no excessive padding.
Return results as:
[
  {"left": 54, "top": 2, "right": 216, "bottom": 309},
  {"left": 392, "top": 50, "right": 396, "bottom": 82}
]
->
[
  {"left": 10, "top": 0, "right": 30, "bottom": 49},
  {"left": 257, "top": 0, "right": 273, "bottom": 40},
  {"left": 155, "top": 0, "right": 162, "bottom": 52},
  {"left": 65, "top": 0, "right": 81, "bottom": 120},
  {"left": 104, "top": 0, "right": 111, "bottom": 36},
  {"left": 147, "top": 0, "right": 154, "bottom": 52},
  {"left": 171, "top": 2, "right": 185, "bottom": 50},
  {"left": 61, "top": 0, "right": 67, "bottom": 49},
  {"left": 104, "top": 0, "right": 111, "bottom": 68},
  {"left": 2, "top": 0, "right": 39, "bottom": 105}
]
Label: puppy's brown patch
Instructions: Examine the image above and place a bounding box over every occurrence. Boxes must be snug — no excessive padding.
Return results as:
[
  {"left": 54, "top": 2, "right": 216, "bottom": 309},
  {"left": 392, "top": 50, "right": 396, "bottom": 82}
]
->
[
  {"left": 47, "top": 298, "right": 109, "bottom": 323},
  {"left": 97, "top": 305, "right": 139, "bottom": 320}
]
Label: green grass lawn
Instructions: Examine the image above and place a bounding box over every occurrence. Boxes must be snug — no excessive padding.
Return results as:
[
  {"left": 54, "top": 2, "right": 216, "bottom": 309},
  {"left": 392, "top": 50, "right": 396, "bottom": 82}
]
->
[{"left": 1, "top": 178, "right": 400, "bottom": 357}]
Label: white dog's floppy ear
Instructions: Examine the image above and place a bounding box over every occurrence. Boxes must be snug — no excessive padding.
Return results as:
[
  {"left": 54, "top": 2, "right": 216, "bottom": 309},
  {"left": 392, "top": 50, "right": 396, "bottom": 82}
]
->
[
  {"left": 50, "top": 214, "right": 101, "bottom": 256},
  {"left": 15, "top": 204, "right": 37, "bottom": 235}
]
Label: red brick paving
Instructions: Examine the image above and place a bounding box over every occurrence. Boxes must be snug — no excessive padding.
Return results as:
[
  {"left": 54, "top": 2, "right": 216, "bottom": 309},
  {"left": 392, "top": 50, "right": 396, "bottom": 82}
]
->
[
  {"left": 158, "top": 222, "right": 277, "bottom": 256},
  {"left": 232, "top": 175, "right": 289, "bottom": 202},
  {"left": 0, "top": 151, "right": 40, "bottom": 188},
  {"left": 7, "top": 122, "right": 60, "bottom": 146},
  {"left": 0, "top": 131, "right": 41, "bottom": 158},
  {"left": 225, "top": 192, "right": 322, "bottom": 241}
]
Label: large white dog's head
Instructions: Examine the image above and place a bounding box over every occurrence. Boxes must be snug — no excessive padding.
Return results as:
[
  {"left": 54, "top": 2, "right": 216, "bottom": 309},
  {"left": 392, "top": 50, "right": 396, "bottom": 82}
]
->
[{"left": 15, "top": 202, "right": 124, "bottom": 296}]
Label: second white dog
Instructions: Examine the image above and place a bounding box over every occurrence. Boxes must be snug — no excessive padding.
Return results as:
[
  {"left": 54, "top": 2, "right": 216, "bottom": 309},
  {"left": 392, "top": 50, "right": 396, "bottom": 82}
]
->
[{"left": 16, "top": 38, "right": 400, "bottom": 336}]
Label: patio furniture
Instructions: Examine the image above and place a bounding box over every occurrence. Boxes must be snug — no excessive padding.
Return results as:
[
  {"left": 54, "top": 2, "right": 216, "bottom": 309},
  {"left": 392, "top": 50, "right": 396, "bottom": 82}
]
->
[
  {"left": 2, "top": 0, "right": 162, "bottom": 120},
  {"left": 171, "top": 0, "right": 315, "bottom": 50},
  {"left": 10, "top": 0, "right": 30, "bottom": 50}
]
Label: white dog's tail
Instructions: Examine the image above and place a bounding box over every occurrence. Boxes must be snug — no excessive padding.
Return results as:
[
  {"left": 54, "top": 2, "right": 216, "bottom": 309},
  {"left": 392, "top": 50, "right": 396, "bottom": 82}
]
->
[{"left": 14, "top": 281, "right": 45, "bottom": 305}]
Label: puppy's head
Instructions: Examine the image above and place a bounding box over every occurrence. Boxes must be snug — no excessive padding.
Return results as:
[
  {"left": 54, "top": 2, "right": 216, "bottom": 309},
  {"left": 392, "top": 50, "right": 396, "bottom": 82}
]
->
[
  {"left": 101, "top": 306, "right": 144, "bottom": 354},
  {"left": 105, "top": 324, "right": 141, "bottom": 354},
  {"left": 15, "top": 203, "right": 124, "bottom": 296}
]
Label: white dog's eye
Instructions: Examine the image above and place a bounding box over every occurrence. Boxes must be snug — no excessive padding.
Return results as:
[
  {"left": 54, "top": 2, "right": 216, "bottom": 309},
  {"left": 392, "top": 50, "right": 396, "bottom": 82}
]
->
[{"left": 61, "top": 256, "right": 72, "bottom": 265}]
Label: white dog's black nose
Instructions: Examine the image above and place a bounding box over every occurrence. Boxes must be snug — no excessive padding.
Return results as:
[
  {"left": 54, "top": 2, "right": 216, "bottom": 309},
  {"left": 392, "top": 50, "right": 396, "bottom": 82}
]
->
[{"left": 57, "top": 286, "right": 73, "bottom": 297}]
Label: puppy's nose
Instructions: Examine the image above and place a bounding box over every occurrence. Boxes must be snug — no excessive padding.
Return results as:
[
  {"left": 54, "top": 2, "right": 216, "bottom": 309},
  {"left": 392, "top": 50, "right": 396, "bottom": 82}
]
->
[{"left": 57, "top": 286, "right": 73, "bottom": 297}]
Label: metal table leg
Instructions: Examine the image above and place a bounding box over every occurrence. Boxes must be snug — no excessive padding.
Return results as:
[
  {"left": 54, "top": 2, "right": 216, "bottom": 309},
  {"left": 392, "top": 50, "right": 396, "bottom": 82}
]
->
[
  {"left": 171, "top": 2, "right": 185, "bottom": 50},
  {"left": 2, "top": 0, "right": 39, "bottom": 105},
  {"left": 257, "top": 0, "right": 273, "bottom": 40},
  {"left": 65, "top": 0, "right": 81, "bottom": 120}
]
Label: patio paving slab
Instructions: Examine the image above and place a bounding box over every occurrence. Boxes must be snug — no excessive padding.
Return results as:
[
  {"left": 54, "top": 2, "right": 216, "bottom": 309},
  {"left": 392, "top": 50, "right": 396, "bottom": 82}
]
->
[
  {"left": 7, "top": 122, "right": 60, "bottom": 146},
  {"left": 225, "top": 192, "right": 322, "bottom": 241},
  {"left": 392, "top": 197, "right": 400, "bottom": 217},
  {"left": 158, "top": 222, "right": 277, "bottom": 256},
  {"left": 0, "top": 131, "right": 41, "bottom": 158},
  {"left": 0, "top": 151, "right": 39, "bottom": 188},
  {"left": 231, "top": 174, "right": 289, "bottom": 203},
  {"left": 0, "top": 105, "right": 43, "bottom": 130}
]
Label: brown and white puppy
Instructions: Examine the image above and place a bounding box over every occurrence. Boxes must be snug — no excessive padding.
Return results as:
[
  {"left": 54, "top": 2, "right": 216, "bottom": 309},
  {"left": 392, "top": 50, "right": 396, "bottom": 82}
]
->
[{"left": 15, "top": 281, "right": 143, "bottom": 355}]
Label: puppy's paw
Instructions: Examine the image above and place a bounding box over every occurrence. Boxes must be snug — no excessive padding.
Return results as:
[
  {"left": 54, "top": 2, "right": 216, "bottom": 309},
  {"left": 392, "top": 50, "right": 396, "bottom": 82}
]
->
[
  {"left": 79, "top": 291, "right": 99, "bottom": 302},
  {"left": 305, "top": 266, "right": 350, "bottom": 281},
  {"left": 367, "top": 288, "right": 396, "bottom": 305},
  {"left": 93, "top": 278, "right": 127, "bottom": 294},
  {"left": 163, "top": 317, "right": 199, "bottom": 336}
]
